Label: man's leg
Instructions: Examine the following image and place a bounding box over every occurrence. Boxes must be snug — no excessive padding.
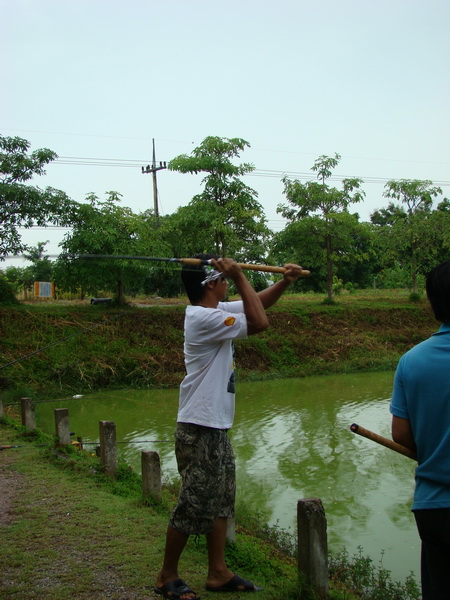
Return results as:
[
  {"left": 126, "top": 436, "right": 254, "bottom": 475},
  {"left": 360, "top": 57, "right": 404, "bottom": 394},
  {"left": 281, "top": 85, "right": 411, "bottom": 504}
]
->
[
  {"left": 205, "top": 517, "right": 234, "bottom": 589},
  {"left": 414, "top": 508, "right": 450, "bottom": 600},
  {"left": 156, "top": 524, "right": 197, "bottom": 599}
]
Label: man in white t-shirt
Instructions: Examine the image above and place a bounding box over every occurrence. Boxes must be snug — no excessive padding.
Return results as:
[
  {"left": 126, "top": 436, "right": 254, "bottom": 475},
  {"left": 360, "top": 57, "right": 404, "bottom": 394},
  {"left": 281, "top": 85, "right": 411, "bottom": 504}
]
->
[{"left": 155, "top": 255, "right": 304, "bottom": 600}]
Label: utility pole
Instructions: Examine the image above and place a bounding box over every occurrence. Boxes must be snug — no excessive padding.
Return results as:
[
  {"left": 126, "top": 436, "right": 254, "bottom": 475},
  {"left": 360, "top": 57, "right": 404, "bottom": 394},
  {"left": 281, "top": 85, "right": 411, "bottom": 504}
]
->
[{"left": 141, "top": 138, "right": 167, "bottom": 219}]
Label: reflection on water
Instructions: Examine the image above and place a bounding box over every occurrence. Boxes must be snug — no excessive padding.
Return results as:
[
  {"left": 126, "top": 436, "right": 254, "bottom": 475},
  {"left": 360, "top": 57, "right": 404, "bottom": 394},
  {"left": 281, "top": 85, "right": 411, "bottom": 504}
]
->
[{"left": 35, "top": 371, "right": 419, "bottom": 583}]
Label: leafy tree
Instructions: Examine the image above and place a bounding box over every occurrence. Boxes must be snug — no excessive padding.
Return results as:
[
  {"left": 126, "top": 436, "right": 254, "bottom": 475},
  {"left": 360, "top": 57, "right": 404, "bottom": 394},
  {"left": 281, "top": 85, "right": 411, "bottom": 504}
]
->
[
  {"left": 332, "top": 221, "right": 380, "bottom": 289},
  {"left": 4, "top": 242, "right": 53, "bottom": 300},
  {"left": 5, "top": 265, "right": 33, "bottom": 298},
  {"left": 269, "top": 219, "right": 327, "bottom": 293},
  {"left": 168, "top": 136, "right": 271, "bottom": 261},
  {"left": 54, "top": 193, "right": 173, "bottom": 304},
  {"left": 0, "top": 134, "right": 75, "bottom": 258},
  {"left": 370, "top": 202, "right": 407, "bottom": 226},
  {"left": 432, "top": 198, "right": 450, "bottom": 262},
  {"left": 383, "top": 179, "right": 440, "bottom": 213},
  {"left": 22, "top": 241, "right": 54, "bottom": 282},
  {"left": 277, "top": 153, "right": 365, "bottom": 301},
  {"left": 371, "top": 180, "right": 443, "bottom": 294},
  {"left": 0, "top": 270, "right": 20, "bottom": 304}
]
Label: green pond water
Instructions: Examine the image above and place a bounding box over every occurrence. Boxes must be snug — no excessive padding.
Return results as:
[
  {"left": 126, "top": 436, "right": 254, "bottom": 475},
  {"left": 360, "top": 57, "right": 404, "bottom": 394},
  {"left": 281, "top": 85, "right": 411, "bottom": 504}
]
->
[{"left": 35, "top": 371, "right": 420, "bottom": 584}]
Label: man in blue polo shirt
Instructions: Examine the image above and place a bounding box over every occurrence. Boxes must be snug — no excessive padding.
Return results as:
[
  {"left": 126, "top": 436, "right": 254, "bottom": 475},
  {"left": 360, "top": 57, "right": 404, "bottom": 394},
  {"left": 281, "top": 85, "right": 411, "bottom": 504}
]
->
[{"left": 390, "top": 259, "right": 450, "bottom": 600}]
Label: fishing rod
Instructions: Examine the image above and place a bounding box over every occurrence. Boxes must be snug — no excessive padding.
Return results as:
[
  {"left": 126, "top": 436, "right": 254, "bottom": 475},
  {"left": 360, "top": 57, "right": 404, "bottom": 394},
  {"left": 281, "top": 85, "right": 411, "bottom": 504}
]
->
[
  {"left": 8, "top": 253, "right": 310, "bottom": 275},
  {"left": 350, "top": 423, "right": 417, "bottom": 461},
  {"left": 76, "top": 254, "right": 311, "bottom": 276}
]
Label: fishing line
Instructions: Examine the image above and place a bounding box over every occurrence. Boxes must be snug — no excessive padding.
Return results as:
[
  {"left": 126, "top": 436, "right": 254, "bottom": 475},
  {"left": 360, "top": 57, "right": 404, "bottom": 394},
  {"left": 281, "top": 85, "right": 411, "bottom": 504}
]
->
[
  {"left": 0, "top": 263, "right": 264, "bottom": 373},
  {"left": 5, "top": 397, "right": 89, "bottom": 406},
  {"left": 80, "top": 440, "right": 173, "bottom": 445},
  {"left": 0, "top": 321, "right": 107, "bottom": 372},
  {"left": 1, "top": 254, "right": 296, "bottom": 374},
  {"left": 0, "top": 439, "right": 173, "bottom": 450}
]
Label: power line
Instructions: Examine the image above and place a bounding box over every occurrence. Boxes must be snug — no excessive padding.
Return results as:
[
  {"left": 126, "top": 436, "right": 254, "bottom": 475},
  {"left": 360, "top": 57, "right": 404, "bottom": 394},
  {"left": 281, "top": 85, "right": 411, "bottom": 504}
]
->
[
  {"left": 16, "top": 226, "right": 71, "bottom": 230},
  {"left": 4, "top": 128, "right": 449, "bottom": 167},
  {"left": 52, "top": 156, "right": 450, "bottom": 187}
]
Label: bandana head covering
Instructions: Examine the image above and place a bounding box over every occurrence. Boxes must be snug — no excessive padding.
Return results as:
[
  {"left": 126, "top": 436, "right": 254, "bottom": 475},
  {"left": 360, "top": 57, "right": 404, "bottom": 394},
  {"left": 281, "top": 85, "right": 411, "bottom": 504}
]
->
[{"left": 200, "top": 269, "right": 223, "bottom": 286}]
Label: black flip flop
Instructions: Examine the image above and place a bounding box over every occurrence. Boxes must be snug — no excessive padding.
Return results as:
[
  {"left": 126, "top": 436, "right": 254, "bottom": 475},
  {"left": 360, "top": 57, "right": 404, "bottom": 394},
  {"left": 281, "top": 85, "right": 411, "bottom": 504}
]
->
[
  {"left": 154, "top": 577, "right": 200, "bottom": 599},
  {"left": 205, "top": 574, "right": 262, "bottom": 593}
]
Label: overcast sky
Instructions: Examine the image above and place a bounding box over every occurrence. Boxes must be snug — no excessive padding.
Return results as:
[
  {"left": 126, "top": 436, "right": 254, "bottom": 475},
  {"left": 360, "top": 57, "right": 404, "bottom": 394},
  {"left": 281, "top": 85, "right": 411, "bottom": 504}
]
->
[{"left": 2, "top": 0, "right": 449, "bottom": 263}]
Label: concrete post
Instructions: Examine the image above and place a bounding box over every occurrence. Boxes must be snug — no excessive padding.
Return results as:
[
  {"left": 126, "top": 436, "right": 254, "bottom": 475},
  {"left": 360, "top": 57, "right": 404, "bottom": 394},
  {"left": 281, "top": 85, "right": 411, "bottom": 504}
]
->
[
  {"left": 21, "top": 397, "right": 36, "bottom": 431},
  {"left": 99, "top": 420, "right": 117, "bottom": 477},
  {"left": 297, "top": 498, "right": 328, "bottom": 596},
  {"left": 141, "top": 450, "right": 162, "bottom": 503},
  {"left": 54, "top": 408, "right": 71, "bottom": 446},
  {"left": 226, "top": 517, "right": 236, "bottom": 543}
]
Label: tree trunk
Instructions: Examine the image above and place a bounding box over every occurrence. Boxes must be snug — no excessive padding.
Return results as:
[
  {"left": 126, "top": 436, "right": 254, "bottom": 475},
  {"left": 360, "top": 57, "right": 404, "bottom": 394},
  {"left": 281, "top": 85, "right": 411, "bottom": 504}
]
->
[
  {"left": 117, "top": 279, "right": 125, "bottom": 306},
  {"left": 326, "top": 235, "right": 334, "bottom": 302},
  {"left": 411, "top": 251, "right": 418, "bottom": 294}
]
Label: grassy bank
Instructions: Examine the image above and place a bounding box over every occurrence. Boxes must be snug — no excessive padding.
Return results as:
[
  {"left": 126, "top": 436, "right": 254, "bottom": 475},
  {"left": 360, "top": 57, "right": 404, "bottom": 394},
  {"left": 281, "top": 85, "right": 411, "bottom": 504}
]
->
[
  {"left": 0, "top": 290, "right": 437, "bottom": 403},
  {"left": 0, "top": 418, "right": 420, "bottom": 600}
]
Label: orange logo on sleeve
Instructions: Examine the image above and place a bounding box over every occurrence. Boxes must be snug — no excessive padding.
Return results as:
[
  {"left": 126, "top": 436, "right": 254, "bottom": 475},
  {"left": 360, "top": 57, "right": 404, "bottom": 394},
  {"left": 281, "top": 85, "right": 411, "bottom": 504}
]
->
[{"left": 224, "top": 316, "right": 236, "bottom": 327}]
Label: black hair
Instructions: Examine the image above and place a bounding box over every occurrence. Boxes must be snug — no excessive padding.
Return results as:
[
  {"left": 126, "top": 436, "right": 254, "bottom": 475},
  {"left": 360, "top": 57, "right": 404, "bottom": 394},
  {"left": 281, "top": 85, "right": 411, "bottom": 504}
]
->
[
  {"left": 426, "top": 259, "right": 450, "bottom": 323},
  {"left": 181, "top": 253, "right": 220, "bottom": 305}
]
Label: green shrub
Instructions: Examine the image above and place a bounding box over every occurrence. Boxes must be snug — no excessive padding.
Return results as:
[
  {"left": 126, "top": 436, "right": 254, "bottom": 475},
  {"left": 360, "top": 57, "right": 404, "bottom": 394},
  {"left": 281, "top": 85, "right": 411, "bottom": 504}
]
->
[
  {"left": 408, "top": 292, "right": 422, "bottom": 303},
  {"left": 0, "top": 273, "right": 19, "bottom": 304}
]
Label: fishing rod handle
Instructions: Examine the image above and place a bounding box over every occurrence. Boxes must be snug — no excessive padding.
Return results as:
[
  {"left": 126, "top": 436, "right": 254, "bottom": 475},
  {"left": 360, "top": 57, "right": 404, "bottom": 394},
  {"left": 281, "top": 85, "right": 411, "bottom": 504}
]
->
[
  {"left": 178, "top": 258, "right": 212, "bottom": 266},
  {"left": 180, "top": 258, "right": 310, "bottom": 276},
  {"left": 237, "top": 263, "right": 310, "bottom": 276},
  {"left": 237, "top": 262, "right": 285, "bottom": 274},
  {"left": 350, "top": 423, "right": 417, "bottom": 461}
]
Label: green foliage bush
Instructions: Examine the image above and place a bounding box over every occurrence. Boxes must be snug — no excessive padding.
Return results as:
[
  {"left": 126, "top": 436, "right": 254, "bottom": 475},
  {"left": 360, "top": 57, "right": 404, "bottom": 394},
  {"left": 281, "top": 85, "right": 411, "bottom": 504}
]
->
[
  {"left": 408, "top": 292, "right": 422, "bottom": 303},
  {"left": 0, "top": 272, "right": 19, "bottom": 304}
]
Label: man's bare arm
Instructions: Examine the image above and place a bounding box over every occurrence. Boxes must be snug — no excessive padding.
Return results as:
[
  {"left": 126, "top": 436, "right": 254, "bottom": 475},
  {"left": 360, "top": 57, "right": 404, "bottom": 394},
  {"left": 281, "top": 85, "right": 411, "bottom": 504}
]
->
[
  {"left": 392, "top": 415, "right": 416, "bottom": 451},
  {"left": 258, "top": 263, "right": 304, "bottom": 309},
  {"left": 213, "top": 258, "right": 269, "bottom": 335}
]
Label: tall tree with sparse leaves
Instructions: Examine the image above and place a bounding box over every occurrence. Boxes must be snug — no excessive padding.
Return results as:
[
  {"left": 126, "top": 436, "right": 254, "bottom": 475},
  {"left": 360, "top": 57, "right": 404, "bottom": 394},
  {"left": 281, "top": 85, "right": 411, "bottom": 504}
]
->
[
  {"left": 277, "top": 153, "right": 365, "bottom": 301},
  {"left": 168, "top": 136, "right": 271, "bottom": 261},
  {"left": 371, "top": 179, "right": 443, "bottom": 294}
]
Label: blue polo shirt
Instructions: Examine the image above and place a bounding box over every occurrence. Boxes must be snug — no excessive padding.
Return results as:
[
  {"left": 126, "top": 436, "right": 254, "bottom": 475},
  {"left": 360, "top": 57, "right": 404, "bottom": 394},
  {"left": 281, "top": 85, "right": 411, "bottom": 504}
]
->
[{"left": 390, "top": 323, "right": 450, "bottom": 511}]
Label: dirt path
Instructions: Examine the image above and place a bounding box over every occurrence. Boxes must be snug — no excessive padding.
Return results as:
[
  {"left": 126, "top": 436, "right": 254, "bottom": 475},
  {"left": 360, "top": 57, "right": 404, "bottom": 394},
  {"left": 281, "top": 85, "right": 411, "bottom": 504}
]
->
[
  {"left": 0, "top": 442, "right": 25, "bottom": 527},
  {"left": 0, "top": 424, "right": 162, "bottom": 600}
]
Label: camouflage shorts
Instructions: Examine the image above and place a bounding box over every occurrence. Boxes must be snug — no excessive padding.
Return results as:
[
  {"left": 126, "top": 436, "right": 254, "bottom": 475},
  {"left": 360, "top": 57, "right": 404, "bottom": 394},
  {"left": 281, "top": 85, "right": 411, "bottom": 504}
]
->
[{"left": 169, "top": 422, "right": 236, "bottom": 535}]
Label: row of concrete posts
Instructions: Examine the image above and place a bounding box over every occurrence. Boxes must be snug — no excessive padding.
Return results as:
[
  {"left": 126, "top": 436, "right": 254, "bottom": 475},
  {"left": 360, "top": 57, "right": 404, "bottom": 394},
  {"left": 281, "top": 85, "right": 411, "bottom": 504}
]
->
[{"left": 4, "top": 397, "right": 329, "bottom": 596}]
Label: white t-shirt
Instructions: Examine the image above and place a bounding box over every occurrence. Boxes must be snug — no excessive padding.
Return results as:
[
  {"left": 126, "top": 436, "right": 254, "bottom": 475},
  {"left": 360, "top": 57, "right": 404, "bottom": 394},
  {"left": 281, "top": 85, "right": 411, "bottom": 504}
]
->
[{"left": 177, "top": 300, "right": 248, "bottom": 429}]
